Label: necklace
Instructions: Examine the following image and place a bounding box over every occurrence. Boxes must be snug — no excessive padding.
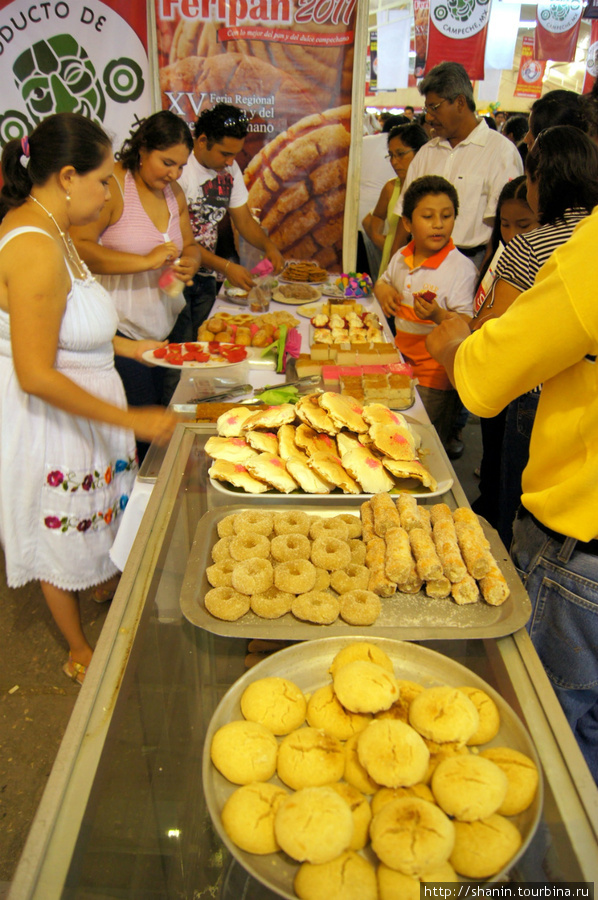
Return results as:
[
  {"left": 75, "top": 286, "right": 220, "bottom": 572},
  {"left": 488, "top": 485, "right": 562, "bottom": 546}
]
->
[{"left": 28, "top": 194, "right": 92, "bottom": 282}]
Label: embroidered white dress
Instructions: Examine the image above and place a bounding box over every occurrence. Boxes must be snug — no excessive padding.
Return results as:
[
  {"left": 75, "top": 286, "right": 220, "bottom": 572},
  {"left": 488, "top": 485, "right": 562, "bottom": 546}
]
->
[{"left": 0, "top": 227, "right": 138, "bottom": 590}]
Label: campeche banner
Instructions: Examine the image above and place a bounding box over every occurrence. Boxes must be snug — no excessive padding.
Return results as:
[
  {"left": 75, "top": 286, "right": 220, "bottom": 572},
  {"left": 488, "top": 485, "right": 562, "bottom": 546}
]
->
[
  {"left": 534, "top": 0, "right": 582, "bottom": 62},
  {"left": 424, "top": 0, "right": 489, "bottom": 80},
  {"left": 0, "top": 0, "right": 151, "bottom": 151},
  {"left": 156, "top": 0, "right": 357, "bottom": 271},
  {"left": 514, "top": 35, "right": 546, "bottom": 100},
  {"left": 583, "top": 19, "right": 598, "bottom": 92}
]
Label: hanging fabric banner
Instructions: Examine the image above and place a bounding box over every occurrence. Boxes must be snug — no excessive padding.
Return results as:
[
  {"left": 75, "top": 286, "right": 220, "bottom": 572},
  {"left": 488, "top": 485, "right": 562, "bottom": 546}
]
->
[
  {"left": 424, "top": 0, "right": 489, "bottom": 79},
  {"left": 514, "top": 35, "right": 546, "bottom": 99},
  {"left": 583, "top": 19, "right": 598, "bottom": 92},
  {"left": 377, "top": 8, "right": 410, "bottom": 90},
  {"left": 413, "top": 0, "right": 430, "bottom": 78},
  {"left": 366, "top": 30, "right": 378, "bottom": 94},
  {"left": 155, "top": 0, "right": 357, "bottom": 272},
  {"left": 534, "top": 0, "right": 583, "bottom": 62},
  {"left": 0, "top": 0, "right": 151, "bottom": 151}
]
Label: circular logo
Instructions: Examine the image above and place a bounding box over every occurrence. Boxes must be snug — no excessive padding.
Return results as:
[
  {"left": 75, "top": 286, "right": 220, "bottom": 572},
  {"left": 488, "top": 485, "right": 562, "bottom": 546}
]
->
[
  {"left": 536, "top": 1, "right": 582, "bottom": 34},
  {"left": 431, "top": 0, "right": 489, "bottom": 38},
  {"left": 522, "top": 60, "right": 543, "bottom": 83},
  {"left": 587, "top": 40, "right": 598, "bottom": 78}
]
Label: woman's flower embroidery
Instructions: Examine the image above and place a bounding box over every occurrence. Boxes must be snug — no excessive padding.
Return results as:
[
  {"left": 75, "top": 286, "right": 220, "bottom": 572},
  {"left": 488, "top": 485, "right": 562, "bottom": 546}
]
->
[
  {"left": 119, "top": 494, "right": 129, "bottom": 511},
  {"left": 44, "top": 516, "right": 61, "bottom": 529},
  {"left": 43, "top": 494, "right": 131, "bottom": 533},
  {"left": 77, "top": 519, "right": 92, "bottom": 532},
  {"left": 44, "top": 455, "right": 137, "bottom": 492}
]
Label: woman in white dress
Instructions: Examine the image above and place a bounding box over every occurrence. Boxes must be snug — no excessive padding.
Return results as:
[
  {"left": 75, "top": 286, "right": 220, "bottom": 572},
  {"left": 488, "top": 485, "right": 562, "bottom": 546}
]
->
[{"left": 0, "top": 113, "right": 177, "bottom": 684}]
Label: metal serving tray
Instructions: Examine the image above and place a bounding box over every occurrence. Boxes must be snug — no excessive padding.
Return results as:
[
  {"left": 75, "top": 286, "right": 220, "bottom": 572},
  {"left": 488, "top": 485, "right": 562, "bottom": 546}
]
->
[
  {"left": 179, "top": 505, "right": 531, "bottom": 640},
  {"left": 202, "top": 637, "right": 543, "bottom": 900}
]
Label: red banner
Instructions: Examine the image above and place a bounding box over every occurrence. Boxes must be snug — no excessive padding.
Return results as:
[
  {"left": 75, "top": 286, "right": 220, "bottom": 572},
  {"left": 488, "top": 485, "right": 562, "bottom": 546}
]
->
[
  {"left": 514, "top": 35, "right": 546, "bottom": 99},
  {"left": 424, "top": 0, "right": 489, "bottom": 80},
  {"left": 534, "top": 0, "right": 582, "bottom": 62},
  {"left": 413, "top": 0, "right": 429, "bottom": 78},
  {"left": 583, "top": 20, "right": 598, "bottom": 92},
  {"left": 155, "top": 0, "right": 357, "bottom": 271}
]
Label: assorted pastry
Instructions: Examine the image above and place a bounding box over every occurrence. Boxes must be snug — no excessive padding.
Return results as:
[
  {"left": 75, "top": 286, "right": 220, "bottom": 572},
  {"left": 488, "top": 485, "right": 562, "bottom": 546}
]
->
[
  {"left": 203, "top": 499, "right": 509, "bottom": 626},
  {"left": 311, "top": 309, "right": 385, "bottom": 345},
  {"left": 282, "top": 260, "right": 328, "bottom": 283},
  {"left": 209, "top": 640, "right": 539, "bottom": 898},
  {"left": 207, "top": 394, "right": 437, "bottom": 495},
  {"left": 197, "top": 310, "right": 299, "bottom": 347}
]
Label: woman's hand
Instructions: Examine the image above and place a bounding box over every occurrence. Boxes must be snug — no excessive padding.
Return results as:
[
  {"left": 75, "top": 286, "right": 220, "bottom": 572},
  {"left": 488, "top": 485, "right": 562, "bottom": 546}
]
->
[
  {"left": 226, "top": 261, "right": 255, "bottom": 292},
  {"left": 145, "top": 242, "right": 179, "bottom": 270},
  {"left": 133, "top": 339, "right": 169, "bottom": 365},
  {"left": 128, "top": 407, "right": 178, "bottom": 445},
  {"left": 265, "top": 244, "right": 285, "bottom": 275},
  {"left": 375, "top": 281, "right": 401, "bottom": 318},
  {"left": 172, "top": 255, "right": 200, "bottom": 285}
]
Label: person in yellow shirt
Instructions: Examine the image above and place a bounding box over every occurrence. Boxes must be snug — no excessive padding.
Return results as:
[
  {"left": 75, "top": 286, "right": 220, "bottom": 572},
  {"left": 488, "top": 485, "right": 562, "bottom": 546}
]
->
[{"left": 426, "top": 208, "right": 598, "bottom": 782}]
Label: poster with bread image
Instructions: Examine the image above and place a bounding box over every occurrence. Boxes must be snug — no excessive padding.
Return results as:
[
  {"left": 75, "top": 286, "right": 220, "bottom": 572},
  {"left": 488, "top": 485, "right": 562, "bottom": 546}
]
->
[{"left": 155, "top": 0, "right": 357, "bottom": 270}]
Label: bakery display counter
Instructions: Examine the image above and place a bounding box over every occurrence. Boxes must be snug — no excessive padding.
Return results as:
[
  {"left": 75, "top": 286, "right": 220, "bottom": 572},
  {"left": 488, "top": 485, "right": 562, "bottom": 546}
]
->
[{"left": 9, "top": 426, "right": 598, "bottom": 900}]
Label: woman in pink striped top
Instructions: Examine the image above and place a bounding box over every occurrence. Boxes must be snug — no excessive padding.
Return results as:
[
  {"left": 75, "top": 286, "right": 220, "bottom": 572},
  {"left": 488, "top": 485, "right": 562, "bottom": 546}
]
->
[{"left": 74, "top": 111, "right": 201, "bottom": 457}]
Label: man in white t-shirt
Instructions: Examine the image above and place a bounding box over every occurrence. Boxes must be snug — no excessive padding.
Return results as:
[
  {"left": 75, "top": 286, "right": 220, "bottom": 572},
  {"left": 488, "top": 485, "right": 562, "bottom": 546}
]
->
[{"left": 176, "top": 104, "right": 284, "bottom": 338}]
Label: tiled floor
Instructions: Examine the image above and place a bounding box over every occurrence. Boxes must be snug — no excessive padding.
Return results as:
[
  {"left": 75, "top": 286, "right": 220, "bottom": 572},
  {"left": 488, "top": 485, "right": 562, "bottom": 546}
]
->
[{"left": 0, "top": 418, "right": 484, "bottom": 889}]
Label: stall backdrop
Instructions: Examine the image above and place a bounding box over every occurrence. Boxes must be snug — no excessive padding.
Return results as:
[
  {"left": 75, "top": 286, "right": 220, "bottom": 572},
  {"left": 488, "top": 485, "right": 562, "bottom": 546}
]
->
[
  {"left": 0, "top": 0, "right": 151, "bottom": 151},
  {"left": 155, "top": 0, "right": 358, "bottom": 272}
]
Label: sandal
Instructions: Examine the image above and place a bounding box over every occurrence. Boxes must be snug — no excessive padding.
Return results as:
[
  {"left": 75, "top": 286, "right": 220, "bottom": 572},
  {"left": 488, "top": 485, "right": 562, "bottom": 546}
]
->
[
  {"left": 89, "top": 575, "right": 120, "bottom": 604},
  {"left": 63, "top": 654, "right": 88, "bottom": 686}
]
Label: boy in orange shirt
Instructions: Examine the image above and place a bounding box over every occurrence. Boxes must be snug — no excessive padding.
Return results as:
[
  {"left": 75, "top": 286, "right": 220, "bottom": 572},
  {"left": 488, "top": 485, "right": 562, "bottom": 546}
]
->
[{"left": 375, "top": 175, "right": 477, "bottom": 445}]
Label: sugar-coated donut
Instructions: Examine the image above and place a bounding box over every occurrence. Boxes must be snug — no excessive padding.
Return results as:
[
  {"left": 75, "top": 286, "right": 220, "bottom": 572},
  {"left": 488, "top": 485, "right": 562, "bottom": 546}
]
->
[
  {"left": 211, "top": 536, "right": 233, "bottom": 563},
  {"left": 331, "top": 564, "right": 370, "bottom": 594},
  {"left": 339, "top": 589, "right": 382, "bottom": 625},
  {"left": 204, "top": 586, "right": 250, "bottom": 621},
  {"left": 250, "top": 586, "right": 294, "bottom": 619},
  {"left": 273, "top": 510, "right": 311, "bottom": 536},
  {"left": 292, "top": 590, "right": 340, "bottom": 624},
  {"left": 216, "top": 513, "right": 236, "bottom": 537},
  {"left": 348, "top": 539, "right": 367, "bottom": 566},
  {"left": 311, "top": 536, "right": 351, "bottom": 571},
  {"left": 310, "top": 517, "right": 350, "bottom": 542},
  {"left": 233, "top": 509, "right": 274, "bottom": 536},
  {"left": 221, "top": 782, "right": 288, "bottom": 854},
  {"left": 314, "top": 567, "right": 331, "bottom": 591},
  {"left": 229, "top": 532, "right": 271, "bottom": 561},
  {"left": 270, "top": 532, "right": 311, "bottom": 562},
  {"left": 334, "top": 513, "right": 363, "bottom": 539},
  {"left": 232, "top": 558, "right": 273, "bottom": 595},
  {"left": 206, "top": 558, "right": 236, "bottom": 588},
  {"left": 275, "top": 559, "right": 317, "bottom": 594}
]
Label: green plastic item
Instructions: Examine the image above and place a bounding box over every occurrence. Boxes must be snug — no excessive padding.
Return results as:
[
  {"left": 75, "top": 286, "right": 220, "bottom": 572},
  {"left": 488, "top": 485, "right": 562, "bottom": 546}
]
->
[{"left": 254, "top": 385, "right": 299, "bottom": 405}]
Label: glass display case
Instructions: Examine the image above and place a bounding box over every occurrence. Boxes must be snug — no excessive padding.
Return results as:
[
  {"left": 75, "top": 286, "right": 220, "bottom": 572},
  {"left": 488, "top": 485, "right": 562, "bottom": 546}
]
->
[{"left": 10, "top": 425, "right": 598, "bottom": 900}]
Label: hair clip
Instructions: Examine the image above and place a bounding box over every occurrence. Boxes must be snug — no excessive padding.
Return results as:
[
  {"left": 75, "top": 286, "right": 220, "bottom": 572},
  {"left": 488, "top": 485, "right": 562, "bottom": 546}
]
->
[{"left": 20, "top": 135, "right": 30, "bottom": 168}]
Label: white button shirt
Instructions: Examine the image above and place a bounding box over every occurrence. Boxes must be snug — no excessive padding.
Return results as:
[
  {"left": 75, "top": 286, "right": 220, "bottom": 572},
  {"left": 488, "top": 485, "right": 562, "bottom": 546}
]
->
[{"left": 394, "top": 120, "right": 523, "bottom": 249}]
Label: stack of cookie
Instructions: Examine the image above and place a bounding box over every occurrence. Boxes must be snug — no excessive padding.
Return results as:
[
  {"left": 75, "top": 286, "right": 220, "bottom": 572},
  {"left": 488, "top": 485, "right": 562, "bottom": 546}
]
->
[
  {"left": 206, "top": 393, "right": 437, "bottom": 495},
  {"left": 209, "top": 641, "right": 539, "bottom": 899},
  {"left": 361, "top": 493, "right": 510, "bottom": 606}
]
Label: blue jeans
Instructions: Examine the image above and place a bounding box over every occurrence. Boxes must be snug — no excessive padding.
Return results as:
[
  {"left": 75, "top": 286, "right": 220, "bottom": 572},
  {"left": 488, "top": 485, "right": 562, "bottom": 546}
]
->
[
  {"left": 169, "top": 273, "right": 218, "bottom": 343},
  {"left": 511, "top": 512, "right": 598, "bottom": 782},
  {"left": 498, "top": 391, "right": 540, "bottom": 548}
]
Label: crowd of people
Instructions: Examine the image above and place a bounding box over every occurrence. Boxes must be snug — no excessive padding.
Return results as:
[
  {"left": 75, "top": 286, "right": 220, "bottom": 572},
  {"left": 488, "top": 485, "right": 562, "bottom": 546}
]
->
[{"left": 0, "top": 65, "right": 597, "bottom": 781}]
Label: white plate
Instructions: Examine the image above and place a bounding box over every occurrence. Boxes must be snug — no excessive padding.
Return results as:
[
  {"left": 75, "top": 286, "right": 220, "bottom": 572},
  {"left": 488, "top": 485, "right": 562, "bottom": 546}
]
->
[
  {"left": 273, "top": 288, "right": 323, "bottom": 306},
  {"left": 142, "top": 344, "right": 273, "bottom": 371},
  {"left": 202, "top": 637, "right": 543, "bottom": 899},
  {"left": 209, "top": 419, "right": 452, "bottom": 500}
]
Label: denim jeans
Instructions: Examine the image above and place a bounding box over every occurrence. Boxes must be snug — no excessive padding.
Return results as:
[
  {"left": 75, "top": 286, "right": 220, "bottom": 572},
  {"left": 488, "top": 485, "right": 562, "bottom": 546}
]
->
[
  {"left": 169, "top": 273, "right": 218, "bottom": 344},
  {"left": 511, "top": 511, "right": 598, "bottom": 782},
  {"left": 498, "top": 391, "right": 540, "bottom": 548}
]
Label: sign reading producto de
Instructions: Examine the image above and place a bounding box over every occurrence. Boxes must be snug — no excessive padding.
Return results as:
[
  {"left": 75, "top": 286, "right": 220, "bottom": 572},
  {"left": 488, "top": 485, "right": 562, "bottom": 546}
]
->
[
  {"left": 156, "top": 0, "right": 357, "bottom": 271},
  {"left": 0, "top": 0, "right": 151, "bottom": 151}
]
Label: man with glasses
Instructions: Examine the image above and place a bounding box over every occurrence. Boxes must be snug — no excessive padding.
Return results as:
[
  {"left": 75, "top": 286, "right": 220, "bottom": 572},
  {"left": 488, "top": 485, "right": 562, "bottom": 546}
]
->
[
  {"left": 389, "top": 62, "right": 522, "bottom": 269},
  {"left": 176, "top": 103, "right": 284, "bottom": 338}
]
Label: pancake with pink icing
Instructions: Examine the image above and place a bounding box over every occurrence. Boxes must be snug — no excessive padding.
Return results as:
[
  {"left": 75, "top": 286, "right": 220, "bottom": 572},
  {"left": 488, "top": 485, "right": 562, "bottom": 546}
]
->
[
  {"left": 307, "top": 452, "right": 361, "bottom": 494},
  {"left": 216, "top": 406, "right": 258, "bottom": 437},
  {"left": 209, "top": 459, "right": 270, "bottom": 493},
  {"left": 241, "top": 404, "right": 297, "bottom": 431},
  {"left": 245, "top": 454, "right": 299, "bottom": 493},
  {"left": 204, "top": 436, "right": 259, "bottom": 463},
  {"left": 245, "top": 431, "right": 279, "bottom": 454},
  {"left": 381, "top": 458, "right": 438, "bottom": 491},
  {"left": 362, "top": 404, "right": 408, "bottom": 429},
  {"left": 319, "top": 392, "right": 368, "bottom": 434},
  {"left": 341, "top": 446, "right": 396, "bottom": 494},
  {"left": 369, "top": 424, "right": 417, "bottom": 461}
]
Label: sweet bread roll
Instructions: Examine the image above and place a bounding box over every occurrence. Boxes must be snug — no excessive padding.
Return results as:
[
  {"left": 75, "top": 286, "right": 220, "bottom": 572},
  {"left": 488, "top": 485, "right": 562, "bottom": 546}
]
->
[
  {"left": 221, "top": 782, "right": 288, "bottom": 854},
  {"left": 458, "top": 686, "right": 501, "bottom": 745},
  {"left": 377, "top": 862, "right": 458, "bottom": 900},
  {"left": 371, "top": 783, "right": 434, "bottom": 816},
  {"left": 210, "top": 720, "right": 278, "bottom": 784},
  {"left": 274, "top": 786, "right": 353, "bottom": 864},
  {"left": 479, "top": 747, "right": 539, "bottom": 815},
  {"left": 295, "top": 850, "right": 377, "bottom": 900},
  {"left": 357, "top": 719, "right": 430, "bottom": 787},
  {"left": 328, "top": 783, "right": 372, "bottom": 851},
  {"left": 277, "top": 727, "right": 345, "bottom": 790},
  {"left": 333, "top": 660, "right": 399, "bottom": 713},
  {"left": 306, "top": 684, "right": 371, "bottom": 740},
  {"left": 409, "top": 687, "right": 480, "bottom": 745},
  {"left": 370, "top": 797, "right": 455, "bottom": 876},
  {"left": 371, "top": 491, "right": 402, "bottom": 536},
  {"left": 450, "top": 814, "right": 522, "bottom": 879},
  {"left": 329, "top": 642, "right": 394, "bottom": 677},
  {"left": 431, "top": 755, "right": 508, "bottom": 821},
  {"left": 241, "top": 676, "right": 306, "bottom": 735},
  {"left": 377, "top": 680, "right": 425, "bottom": 724}
]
